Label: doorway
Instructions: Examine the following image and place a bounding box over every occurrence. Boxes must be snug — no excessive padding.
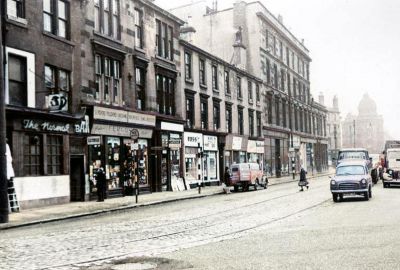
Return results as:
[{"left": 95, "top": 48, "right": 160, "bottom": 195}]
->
[{"left": 70, "top": 155, "right": 85, "bottom": 201}]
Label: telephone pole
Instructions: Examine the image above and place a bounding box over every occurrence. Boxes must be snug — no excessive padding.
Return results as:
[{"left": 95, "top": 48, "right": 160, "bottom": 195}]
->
[{"left": 0, "top": 0, "right": 9, "bottom": 223}]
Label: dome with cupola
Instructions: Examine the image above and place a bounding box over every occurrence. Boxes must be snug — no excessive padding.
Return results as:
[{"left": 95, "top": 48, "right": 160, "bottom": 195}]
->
[{"left": 358, "top": 93, "right": 377, "bottom": 116}]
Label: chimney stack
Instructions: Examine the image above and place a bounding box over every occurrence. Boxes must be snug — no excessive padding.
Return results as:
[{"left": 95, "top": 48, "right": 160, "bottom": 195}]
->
[{"left": 318, "top": 92, "right": 325, "bottom": 105}]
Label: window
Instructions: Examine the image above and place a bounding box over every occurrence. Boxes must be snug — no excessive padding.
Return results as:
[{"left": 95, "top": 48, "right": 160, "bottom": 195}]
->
[
  {"left": 186, "top": 94, "right": 195, "bottom": 128},
  {"left": 135, "top": 67, "right": 145, "bottom": 110},
  {"left": 156, "top": 74, "right": 175, "bottom": 115},
  {"left": 256, "top": 112, "right": 262, "bottom": 137},
  {"left": 282, "top": 102, "right": 287, "bottom": 128},
  {"left": 279, "top": 41, "right": 283, "bottom": 60},
  {"left": 200, "top": 98, "right": 208, "bottom": 129},
  {"left": 47, "top": 135, "right": 63, "bottom": 175},
  {"left": 44, "top": 65, "right": 70, "bottom": 95},
  {"left": 184, "top": 52, "right": 192, "bottom": 81},
  {"left": 156, "top": 20, "right": 173, "bottom": 60},
  {"left": 266, "top": 59, "right": 271, "bottom": 84},
  {"left": 293, "top": 77, "right": 297, "bottom": 98},
  {"left": 134, "top": 8, "right": 143, "bottom": 48},
  {"left": 23, "top": 134, "right": 42, "bottom": 176},
  {"left": 267, "top": 96, "right": 272, "bottom": 124},
  {"left": 249, "top": 110, "right": 254, "bottom": 137},
  {"left": 226, "top": 104, "right": 232, "bottom": 133},
  {"left": 286, "top": 47, "right": 290, "bottom": 66},
  {"left": 265, "top": 29, "right": 269, "bottom": 49},
  {"left": 287, "top": 73, "right": 291, "bottom": 96},
  {"left": 236, "top": 76, "right": 242, "bottom": 99},
  {"left": 213, "top": 102, "right": 220, "bottom": 130},
  {"left": 280, "top": 69, "right": 285, "bottom": 92},
  {"left": 94, "top": 54, "right": 121, "bottom": 104},
  {"left": 94, "top": 0, "right": 120, "bottom": 39},
  {"left": 43, "top": 0, "right": 69, "bottom": 39},
  {"left": 212, "top": 65, "right": 218, "bottom": 90},
  {"left": 256, "top": 84, "right": 260, "bottom": 103},
  {"left": 248, "top": 81, "right": 253, "bottom": 103},
  {"left": 8, "top": 54, "right": 27, "bottom": 106},
  {"left": 273, "top": 64, "right": 278, "bottom": 89},
  {"left": 224, "top": 70, "right": 230, "bottom": 94},
  {"left": 199, "top": 59, "right": 206, "bottom": 85},
  {"left": 238, "top": 107, "right": 244, "bottom": 135},
  {"left": 291, "top": 51, "right": 295, "bottom": 69},
  {"left": 7, "top": 0, "right": 25, "bottom": 19},
  {"left": 275, "top": 97, "right": 280, "bottom": 126}
]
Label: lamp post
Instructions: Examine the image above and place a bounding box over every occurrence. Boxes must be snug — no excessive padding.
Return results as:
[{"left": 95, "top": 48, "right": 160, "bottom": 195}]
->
[
  {"left": 197, "top": 143, "right": 203, "bottom": 194},
  {"left": 0, "top": 0, "right": 9, "bottom": 223}
]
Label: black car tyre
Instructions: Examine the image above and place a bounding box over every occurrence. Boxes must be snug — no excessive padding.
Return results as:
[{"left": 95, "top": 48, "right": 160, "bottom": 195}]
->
[
  {"left": 369, "top": 186, "right": 372, "bottom": 198},
  {"left": 234, "top": 185, "right": 238, "bottom": 192},
  {"left": 339, "top": 194, "right": 343, "bottom": 201},
  {"left": 364, "top": 191, "right": 369, "bottom": 201},
  {"left": 332, "top": 193, "right": 338, "bottom": 202}
]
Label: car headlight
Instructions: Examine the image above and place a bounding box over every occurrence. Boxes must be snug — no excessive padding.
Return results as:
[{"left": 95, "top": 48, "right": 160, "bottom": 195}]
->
[
  {"left": 360, "top": 179, "right": 367, "bottom": 184},
  {"left": 330, "top": 180, "right": 336, "bottom": 185}
]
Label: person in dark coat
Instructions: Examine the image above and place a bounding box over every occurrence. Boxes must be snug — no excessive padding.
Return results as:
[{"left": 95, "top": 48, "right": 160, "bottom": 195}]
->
[
  {"left": 298, "top": 166, "right": 309, "bottom": 191},
  {"left": 94, "top": 161, "right": 106, "bottom": 202}
]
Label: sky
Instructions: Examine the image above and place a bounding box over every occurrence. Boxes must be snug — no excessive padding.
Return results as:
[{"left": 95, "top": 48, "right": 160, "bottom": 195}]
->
[{"left": 156, "top": 0, "right": 400, "bottom": 138}]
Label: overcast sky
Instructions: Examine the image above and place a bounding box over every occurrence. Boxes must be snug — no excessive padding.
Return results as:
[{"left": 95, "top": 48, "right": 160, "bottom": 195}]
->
[{"left": 156, "top": 0, "right": 400, "bottom": 138}]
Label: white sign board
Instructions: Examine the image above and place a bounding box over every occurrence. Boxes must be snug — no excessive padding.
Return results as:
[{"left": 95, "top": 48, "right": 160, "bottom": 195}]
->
[
  {"left": 232, "top": 136, "right": 243, "bottom": 151},
  {"left": 203, "top": 135, "right": 218, "bottom": 151},
  {"left": 184, "top": 132, "right": 203, "bottom": 147}
]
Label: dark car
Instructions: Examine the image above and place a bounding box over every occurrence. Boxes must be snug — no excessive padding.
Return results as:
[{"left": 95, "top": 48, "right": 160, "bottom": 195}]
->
[{"left": 330, "top": 160, "right": 373, "bottom": 202}]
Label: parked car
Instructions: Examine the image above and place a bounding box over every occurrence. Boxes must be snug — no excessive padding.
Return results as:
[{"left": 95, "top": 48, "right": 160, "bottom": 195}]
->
[
  {"left": 228, "top": 163, "right": 267, "bottom": 192},
  {"left": 337, "top": 148, "right": 371, "bottom": 168},
  {"left": 330, "top": 160, "right": 373, "bottom": 202}
]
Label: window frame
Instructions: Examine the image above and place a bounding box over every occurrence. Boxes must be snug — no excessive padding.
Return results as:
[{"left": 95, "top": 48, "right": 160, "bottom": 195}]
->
[
  {"left": 224, "top": 70, "right": 230, "bottom": 94},
  {"left": 212, "top": 64, "right": 218, "bottom": 90},
  {"left": 43, "top": 0, "right": 70, "bottom": 39},
  {"left": 199, "top": 58, "right": 206, "bottom": 86},
  {"left": 184, "top": 52, "right": 192, "bottom": 81},
  {"left": 236, "top": 76, "right": 242, "bottom": 99},
  {"left": 200, "top": 98, "right": 208, "bottom": 130},
  {"left": 238, "top": 106, "right": 244, "bottom": 135},
  {"left": 213, "top": 101, "right": 220, "bottom": 130},
  {"left": 7, "top": 0, "right": 25, "bottom": 19},
  {"left": 185, "top": 94, "right": 195, "bottom": 128},
  {"left": 225, "top": 103, "right": 232, "bottom": 133}
]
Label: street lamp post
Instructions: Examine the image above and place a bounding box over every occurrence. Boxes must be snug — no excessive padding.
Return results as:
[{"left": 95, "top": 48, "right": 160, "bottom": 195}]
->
[{"left": 0, "top": 1, "right": 9, "bottom": 223}]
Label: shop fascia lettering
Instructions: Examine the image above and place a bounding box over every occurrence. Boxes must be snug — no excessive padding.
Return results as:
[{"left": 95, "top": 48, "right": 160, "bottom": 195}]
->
[
  {"left": 203, "top": 135, "right": 218, "bottom": 151},
  {"left": 184, "top": 132, "right": 203, "bottom": 148},
  {"left": 93, "top": 106, "right": 156, "bottom": 126},
  {"left": 23, "top": 119, "right": 70, "bottom": 133}
]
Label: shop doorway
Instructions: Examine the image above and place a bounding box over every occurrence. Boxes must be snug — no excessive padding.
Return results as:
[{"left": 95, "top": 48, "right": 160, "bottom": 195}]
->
[
  {"left": 70, "top": 155, "right": 85, "bottom": 201},
  {"left": 275, "top": 139, "right": 282, "bottom": 178}
]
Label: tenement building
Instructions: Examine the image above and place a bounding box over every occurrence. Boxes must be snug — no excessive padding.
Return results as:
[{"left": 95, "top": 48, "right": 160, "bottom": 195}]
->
[
  {"left": 171, "top": 1, "right": 329, "bottom": 175},
  {"left": 342, "top": 93, "right": 384, "bottom": 154}
]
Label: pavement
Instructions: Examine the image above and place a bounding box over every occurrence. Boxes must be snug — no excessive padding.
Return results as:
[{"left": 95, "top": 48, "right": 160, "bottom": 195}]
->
[{"left": 0, "top": 170, "right": 333, "bottom": 230}]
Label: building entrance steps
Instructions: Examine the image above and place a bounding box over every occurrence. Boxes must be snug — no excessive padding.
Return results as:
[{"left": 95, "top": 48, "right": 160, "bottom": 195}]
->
[{"left": 0, "top": 169, "right": 333, "bottom": 230}]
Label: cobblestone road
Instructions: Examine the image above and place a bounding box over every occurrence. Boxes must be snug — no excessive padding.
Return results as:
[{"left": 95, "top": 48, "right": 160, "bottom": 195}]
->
[{"left": 1, "top": 176, "right": 331, "bottom": 270}]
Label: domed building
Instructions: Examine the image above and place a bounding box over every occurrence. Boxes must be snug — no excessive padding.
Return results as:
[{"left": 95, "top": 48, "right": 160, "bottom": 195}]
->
[{"left": 342, "top": 93, "right": 384, "bottom": 154}]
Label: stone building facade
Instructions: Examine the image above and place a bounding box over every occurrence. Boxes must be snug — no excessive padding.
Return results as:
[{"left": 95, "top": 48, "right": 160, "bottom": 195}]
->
[
  {"left": 342, "top": 93, "right": 384, "bottom": 154},
  {"left": 170, "top": 1, "right": 329, "bottom": 175}
]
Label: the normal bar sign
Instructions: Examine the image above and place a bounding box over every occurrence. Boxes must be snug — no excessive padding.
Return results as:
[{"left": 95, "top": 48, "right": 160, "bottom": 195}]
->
[{"left": 22, "top": 119, "right": 70, "bottom": 133}]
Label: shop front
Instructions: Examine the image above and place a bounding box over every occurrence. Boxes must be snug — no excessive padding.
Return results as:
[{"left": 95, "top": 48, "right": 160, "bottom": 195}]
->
[
  {"left": 247, "top": 140, "right": 264, "bottom": 171},
  {"left": 203, "top": 135, "right": 219, "bottom": 185},
  {"left": 264, "top": 131, "right": 290, "bottom": 177},
  {"left": 224, "top": 135, "right": 248, "bottom": 168},
  {"left": 88, "top": 106, "right": 155, "bottom": 198},
  {"left": 6, "top": 107, "right": 89, "bottom": 208},
  {"left": 184, "top": 132, "right": 203, "bottom": 188},
  {"left": 151, "top": 121, "right": 184, "bottom": 192}
]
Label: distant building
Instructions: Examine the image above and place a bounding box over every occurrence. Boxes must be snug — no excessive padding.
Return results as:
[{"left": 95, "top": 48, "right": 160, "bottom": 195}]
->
[
  {"left": 322, "top": 95, "right": 342, "bottom": 164},
  {"left": 342, "top": 93, "right": 384, "bottom": 154}
]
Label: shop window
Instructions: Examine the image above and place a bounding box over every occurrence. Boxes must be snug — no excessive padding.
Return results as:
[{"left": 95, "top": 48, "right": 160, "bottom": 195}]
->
[
  {"left": 134, "top": 8, "right": 143, "bottom": 48},
  {"left": 105, "top": 137, "right": 121, "bottom": 190},
  {"left": 7, "top": 0, "right": 25, "bottom": 19},
  {"left": 43, "top": 0, "right": 69, "bottom": 39},
  {"left": 23, "top": 134, "right": 43, "bottom": 176},
  {"left": 94, "top": 54, "right": 121, "bottom": 105},
  {"left": 135, "top": 67, "right": 146, "bottom": 110},
  {"left": 94, "top": 0, "right": 120, "bottom": 39},
  {"left": 47, "top": 135, "right": 63, "bottom": 175},
  {"left": 8, "top": 54, "right": 27, "bottom": 106}
]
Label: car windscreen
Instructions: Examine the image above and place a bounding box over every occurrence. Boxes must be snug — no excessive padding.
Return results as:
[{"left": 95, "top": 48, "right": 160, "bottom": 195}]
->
[
  {"left": 336, "top": 165, "right": 365, "bottom": 176},
  {"left": 338, "top": 151, "right": 366, "bottom": 160},
  {"left": 231, "top": 167, "right": 239, "bottom": 172}
]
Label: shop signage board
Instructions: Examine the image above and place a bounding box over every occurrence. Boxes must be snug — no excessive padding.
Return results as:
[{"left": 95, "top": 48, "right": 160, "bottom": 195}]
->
[
  {"left": 256, "top": 140, "right": 265, "bottom": 154},
  {"left": 169, "top": 133, "right": 182, "bottom": 149},
  {"left": 184, "top": 132, "right": 203, "bottom": 148},
  {"left": 93, "top": 106, "right": 156, "bottom": 127},
  {"left": 48, "top": 94, "right": 68, "bottom": 112},
  {"left": 292, "top": 135, "right": 301, "bottom": 149},
  {"left": 75, "top": 115, "right": 90, "bottom": 134},
  {"left": 87, "top": 136, "right": 101, "bottom": 145},
  {"left": 232, "top": 136, "right": 242, "bottom": 151},
  {"left": 130, "top": 129, "right": 139, "bottom": 140},
  {"left": 247, "top": 140, "right": 257, "bottom": 153},
  {"left": 161, "top": 122, "right": 184, "bottom": 132},
  {"left": 203, "top": 135, "right": 218, "bottom": 151},
  {"left": 22, "top": 119, "right": 70, "bottom": 133},
  {"left": 91, "top": 124, "right": 153, "bottom": 138}
]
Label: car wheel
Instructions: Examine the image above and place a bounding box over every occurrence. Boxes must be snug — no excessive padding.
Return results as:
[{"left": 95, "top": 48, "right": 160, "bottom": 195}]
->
[
  {"left": 254, "top": 182, "right": 258, "bottom": 191},
  {"left": 369, "top": 186, "right": 372, "bottom": 198},
  {"left": 233, "top": 185, "right": 238, "bottom": 192},
  {"left": 339, "top": 194, "right": 343, "bottom": 201},
  {"left": 364, "top": 191, "right": 369, "bottom": 201},
  {"left": 332, "top": 193, "right": 338, "bottom": 202}
]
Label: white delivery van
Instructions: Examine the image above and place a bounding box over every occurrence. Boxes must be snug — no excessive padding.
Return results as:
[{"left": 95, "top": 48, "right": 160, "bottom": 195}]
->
[{"left": 228, "top": 163, "right": 267, "bottom": 192}]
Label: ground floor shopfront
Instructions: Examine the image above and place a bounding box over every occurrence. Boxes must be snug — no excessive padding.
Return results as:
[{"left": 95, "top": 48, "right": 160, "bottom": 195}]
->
[
  {"left": 263, "top": 129, "right": 290, "bottom": 178},
  {"left": 6, "top": 106, "right": 90, "bottom": 209}
]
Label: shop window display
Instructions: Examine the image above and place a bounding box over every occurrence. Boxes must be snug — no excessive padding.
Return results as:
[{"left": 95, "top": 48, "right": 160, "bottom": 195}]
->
[{"left": 106, "top": 137, "right": 121, "bottom": 190}]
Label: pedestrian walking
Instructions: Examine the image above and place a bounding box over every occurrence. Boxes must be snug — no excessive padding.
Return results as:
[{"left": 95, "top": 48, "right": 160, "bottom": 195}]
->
[
  {"left": 223, "top": 166, "right": 231, "bottom": 194},
  {"left": 94, "top": 161, "right": 106, "bottom": 202},
  {"left": 298, "top": 166, "right": 309, "bottom": 191}
]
